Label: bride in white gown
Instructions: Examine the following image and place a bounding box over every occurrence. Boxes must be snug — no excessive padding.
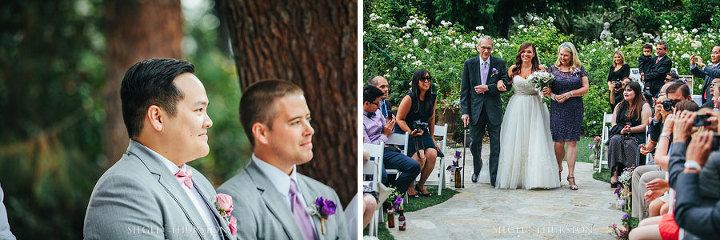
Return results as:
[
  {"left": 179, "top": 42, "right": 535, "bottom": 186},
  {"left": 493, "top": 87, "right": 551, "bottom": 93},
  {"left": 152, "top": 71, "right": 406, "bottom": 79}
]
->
[{"left": 495, "top": 42, "right": 560, "bottom": 189}]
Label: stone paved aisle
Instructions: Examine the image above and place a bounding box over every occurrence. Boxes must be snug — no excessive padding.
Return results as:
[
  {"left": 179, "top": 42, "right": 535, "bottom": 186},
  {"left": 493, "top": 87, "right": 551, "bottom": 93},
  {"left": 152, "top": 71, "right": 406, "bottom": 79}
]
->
[{"left": 387, "top": 145, "right": 623, "bottom": 240}]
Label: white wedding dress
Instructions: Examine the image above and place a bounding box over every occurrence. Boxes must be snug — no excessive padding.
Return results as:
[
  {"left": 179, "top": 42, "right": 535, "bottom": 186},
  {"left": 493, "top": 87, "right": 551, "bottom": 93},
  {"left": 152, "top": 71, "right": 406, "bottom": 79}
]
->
[{"left": 495, "top": 75, "right": 560, "bottom": 189}]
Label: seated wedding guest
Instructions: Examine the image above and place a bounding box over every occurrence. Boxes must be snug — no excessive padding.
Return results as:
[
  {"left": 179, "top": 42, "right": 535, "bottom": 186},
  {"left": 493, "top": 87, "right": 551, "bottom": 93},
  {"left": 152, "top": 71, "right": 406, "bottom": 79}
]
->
[
  {"left": 217, "top": 80, "right": 349, "bottom": 240},
  {"left": 608, "top": 82, "right": 652, "bottom": 188},
  {"left": 690, "top": 44, "right": 720, "bottom": 104},
  {"left": 368, "top": 75, "right": 394, "bottom": 119},
  {"left": 84, "top": 59, "right": 235, "bottom": 239},
  {"left": 396, "top": 69, "right": 439, "bottom": 197},
  {"left": 0, "top": 182, "right": 15, "bottom": 240},
  {"left": 610, "top": 77, "right": 631, "bottom": 110},
  {"left": 638, "top": 44, "right": 654, "bottom": 81},
  {"left": 363, "top": 85, "right": 420, "bottom": 197}
]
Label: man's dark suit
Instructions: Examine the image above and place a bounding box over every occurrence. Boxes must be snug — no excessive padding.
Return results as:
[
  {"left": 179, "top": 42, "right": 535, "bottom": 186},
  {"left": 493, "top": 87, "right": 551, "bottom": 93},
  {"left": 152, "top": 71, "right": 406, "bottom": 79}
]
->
[
  {"left": 460, "top": 55, "right": 510, "bottom": 186},
  {"left": 691, "top": 64, "right": 720, "bottom": 104},
  {"left": 643, "top": 55, "right": 672, "bottom": 97}
]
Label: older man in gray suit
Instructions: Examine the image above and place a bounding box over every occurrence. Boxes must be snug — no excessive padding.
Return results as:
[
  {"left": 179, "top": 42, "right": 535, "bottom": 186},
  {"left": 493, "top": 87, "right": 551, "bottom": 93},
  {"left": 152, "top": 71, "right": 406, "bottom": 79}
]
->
[
  {"left": 217, "top": 80, "right": 349, "bottom": 240},
  {"left": 84, "top": 59, "right": 234, "bottom": 240}
]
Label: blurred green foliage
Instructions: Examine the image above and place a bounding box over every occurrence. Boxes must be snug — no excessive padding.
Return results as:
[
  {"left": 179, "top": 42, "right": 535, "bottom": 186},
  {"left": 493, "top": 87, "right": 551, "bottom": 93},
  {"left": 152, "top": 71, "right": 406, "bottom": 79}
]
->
[{"left": 0, "top": 0, "right": 249, "bottom": 238}]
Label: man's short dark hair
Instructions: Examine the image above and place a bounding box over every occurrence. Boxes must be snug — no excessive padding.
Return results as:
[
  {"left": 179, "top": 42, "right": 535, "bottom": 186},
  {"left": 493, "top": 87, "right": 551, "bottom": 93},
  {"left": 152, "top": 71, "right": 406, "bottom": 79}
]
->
[
  {"left": 363, "top": 85, "right": 383, "bottom": 104},
  {"left": 368, "top": 76, "right": 385, "bottom": 86},
  {"left": 239, "top": 80, "right": 304, "bottom": 146},
  {"left": 121, "top": 58, "right": 194, "bottom": 138},
  {"left": 642, "top": 44, "right": 653, "bottom": 50},
  {"left": 667, "top": 72, "right": 680, "bottom": 80},
  {"left": 657, "top": 41, "right": 668, "bottom": 50},
  {"left": 666, "top": 81, "right": 690, "bottom": 98}
]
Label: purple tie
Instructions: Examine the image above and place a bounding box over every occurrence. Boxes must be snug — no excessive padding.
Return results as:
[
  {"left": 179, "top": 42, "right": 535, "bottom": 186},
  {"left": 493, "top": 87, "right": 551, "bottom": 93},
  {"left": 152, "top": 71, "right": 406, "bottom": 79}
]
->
[
  {"left": 290, "top": 179, "right": 316, "bottom": 240},
  {"left": 481, "top": 61, "right": 488, "bottom": 85}
]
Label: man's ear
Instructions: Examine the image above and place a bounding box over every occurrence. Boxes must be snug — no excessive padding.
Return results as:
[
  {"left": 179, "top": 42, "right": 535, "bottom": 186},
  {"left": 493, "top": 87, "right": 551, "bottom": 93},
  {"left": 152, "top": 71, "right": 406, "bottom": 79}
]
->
[
  {"left": 252, "top": 122, "right": 269, "bottom": 145},
  {"left": 147, "top": 105, "right": 164, "bottom": 132}
]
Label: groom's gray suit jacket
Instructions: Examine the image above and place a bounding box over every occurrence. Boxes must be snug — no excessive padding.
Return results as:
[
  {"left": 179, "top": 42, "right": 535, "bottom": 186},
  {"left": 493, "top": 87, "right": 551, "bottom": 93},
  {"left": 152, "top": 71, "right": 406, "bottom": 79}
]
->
[
  {"left": 217, "top": 160, "right": 349, "bottom": 240},
  {"left": 83, "top": 141, "right": 233, "bottom": 240}
]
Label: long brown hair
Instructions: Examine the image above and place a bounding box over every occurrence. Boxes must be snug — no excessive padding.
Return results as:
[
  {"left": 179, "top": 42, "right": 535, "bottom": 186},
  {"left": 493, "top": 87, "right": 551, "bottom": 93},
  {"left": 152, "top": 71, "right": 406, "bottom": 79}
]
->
[
  {"left": 623, "top": 81, "right": 644, "bottom": 121},
  {"left": 512, "top": 42, "right": 541, "bottom": 77}
]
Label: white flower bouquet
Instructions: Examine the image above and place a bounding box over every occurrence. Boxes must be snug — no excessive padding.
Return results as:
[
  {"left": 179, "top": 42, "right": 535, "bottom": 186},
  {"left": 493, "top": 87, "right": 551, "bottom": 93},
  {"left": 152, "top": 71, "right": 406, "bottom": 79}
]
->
[{"left": 528, "top": 70, "right": 554, "bottom": 91}]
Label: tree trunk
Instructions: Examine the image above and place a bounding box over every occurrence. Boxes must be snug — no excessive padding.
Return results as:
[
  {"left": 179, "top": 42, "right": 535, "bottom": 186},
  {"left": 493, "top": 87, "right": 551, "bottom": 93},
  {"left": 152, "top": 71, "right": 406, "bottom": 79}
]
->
[
  {"left": 219, "top": 0, "right": 357, "bottom": 205},
  {"left": 104, "top": 0, "right": 183, "bottom": 167}
]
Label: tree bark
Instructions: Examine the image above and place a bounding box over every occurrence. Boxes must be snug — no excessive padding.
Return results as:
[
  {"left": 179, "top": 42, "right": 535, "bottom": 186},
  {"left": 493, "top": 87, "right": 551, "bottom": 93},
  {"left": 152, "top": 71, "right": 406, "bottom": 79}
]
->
[
  {"left": 220, "top": 0, "right": 357, "bottom": 205},
  {"left": 104, "top": 0, "right": 183, "bottom": 167}
]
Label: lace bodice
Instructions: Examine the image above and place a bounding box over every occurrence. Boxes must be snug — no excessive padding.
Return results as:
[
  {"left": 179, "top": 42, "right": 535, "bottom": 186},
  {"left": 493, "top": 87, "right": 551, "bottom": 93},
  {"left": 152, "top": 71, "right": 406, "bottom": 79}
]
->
[{"left": 512, "top": 75, "right": 540, "bottom": 96}]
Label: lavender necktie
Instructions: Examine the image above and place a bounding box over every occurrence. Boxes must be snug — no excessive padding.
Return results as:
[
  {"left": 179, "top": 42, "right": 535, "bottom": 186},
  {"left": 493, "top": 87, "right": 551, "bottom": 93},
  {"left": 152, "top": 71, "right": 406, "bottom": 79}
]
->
[
  {"left": 481, "top": 61, "right": 488, "bottom": 85},
  {"left": 290, "top": 179, "right": 316, "bottom": 240}
]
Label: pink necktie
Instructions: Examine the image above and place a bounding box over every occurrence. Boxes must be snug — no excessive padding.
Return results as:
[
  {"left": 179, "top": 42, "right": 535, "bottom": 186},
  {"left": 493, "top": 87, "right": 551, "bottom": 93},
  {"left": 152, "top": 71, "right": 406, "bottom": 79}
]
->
[
  {"left": 175, "top": 169, "right": 194, "bottom": 189},
  {"left": 655, "top": 58, "right": 659, "bottom": 64},
  {"left": 290, "top": 179, "right": 316, "bottom": 240}
]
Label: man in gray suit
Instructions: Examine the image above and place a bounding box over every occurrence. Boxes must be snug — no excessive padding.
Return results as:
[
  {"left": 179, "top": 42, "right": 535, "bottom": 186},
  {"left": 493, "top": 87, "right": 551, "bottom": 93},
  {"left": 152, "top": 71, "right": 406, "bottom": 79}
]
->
[
  {"left": 84, "top": 59, "right": 234, "bottom": 240},
  {"left": 690, "top": 44, "right": 720, "bottom": 105},
  {"left": 217, "top": 80, "right": 349, "bottom": 240},
  {"left": 460, "top": 36, "right": 511, "bottom": 186}
]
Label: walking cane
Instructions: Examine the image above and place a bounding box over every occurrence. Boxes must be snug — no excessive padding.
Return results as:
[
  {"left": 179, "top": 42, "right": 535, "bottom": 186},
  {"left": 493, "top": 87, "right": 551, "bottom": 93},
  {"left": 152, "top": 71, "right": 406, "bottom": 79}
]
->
[{"left": 461, "top": 128, "right": 467, "bottom": 188}]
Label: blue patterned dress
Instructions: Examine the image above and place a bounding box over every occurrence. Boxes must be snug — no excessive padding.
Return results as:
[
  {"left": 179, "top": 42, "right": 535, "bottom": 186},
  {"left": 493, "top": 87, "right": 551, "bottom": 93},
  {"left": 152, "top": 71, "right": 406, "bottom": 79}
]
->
[{"left": 548, "top": 65, "right": 587, "bottom": 142}]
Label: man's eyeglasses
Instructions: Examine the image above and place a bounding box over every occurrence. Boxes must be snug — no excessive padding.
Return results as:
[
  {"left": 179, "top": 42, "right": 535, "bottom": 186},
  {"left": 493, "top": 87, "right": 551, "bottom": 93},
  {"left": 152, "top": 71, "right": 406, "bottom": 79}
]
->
[{"left": 370, "top": 101, "right": 380, "bottom": 106}]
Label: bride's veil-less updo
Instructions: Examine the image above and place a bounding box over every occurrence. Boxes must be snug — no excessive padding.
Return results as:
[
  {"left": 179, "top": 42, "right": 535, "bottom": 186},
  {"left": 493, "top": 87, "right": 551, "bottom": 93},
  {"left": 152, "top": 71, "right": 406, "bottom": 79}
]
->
[{"left": 511, "top": 42, "right": 541, "bottom": 77}]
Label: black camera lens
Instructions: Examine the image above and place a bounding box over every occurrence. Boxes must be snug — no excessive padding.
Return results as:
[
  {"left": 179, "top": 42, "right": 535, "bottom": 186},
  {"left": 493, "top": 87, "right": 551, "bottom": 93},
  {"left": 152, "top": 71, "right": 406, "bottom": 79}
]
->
[{"left": 662, "top": 99, "right": 676, "bottom": 111}]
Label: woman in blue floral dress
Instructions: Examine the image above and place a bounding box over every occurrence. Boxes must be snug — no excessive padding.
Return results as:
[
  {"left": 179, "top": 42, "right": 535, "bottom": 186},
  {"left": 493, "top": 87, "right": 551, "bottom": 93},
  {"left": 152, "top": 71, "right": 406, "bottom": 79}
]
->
[{"left": 542, "top": 42, "right": 590, "bottom": 190}]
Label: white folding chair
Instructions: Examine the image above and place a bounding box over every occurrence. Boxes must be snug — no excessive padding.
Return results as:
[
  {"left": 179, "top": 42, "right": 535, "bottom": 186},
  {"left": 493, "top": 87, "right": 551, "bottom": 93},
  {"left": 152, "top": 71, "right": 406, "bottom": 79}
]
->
[
  {"left": 385, "top": 132, "right": 409, "bottom": 203},
  {"left": 424, "top": 124, "right": 448, "bottom": 195},
  {"left": 362, "top": 143, "right": 384, "bottom": 237},
  {"left": 599, "top": 112, "right": 614, "bottom": 172}
]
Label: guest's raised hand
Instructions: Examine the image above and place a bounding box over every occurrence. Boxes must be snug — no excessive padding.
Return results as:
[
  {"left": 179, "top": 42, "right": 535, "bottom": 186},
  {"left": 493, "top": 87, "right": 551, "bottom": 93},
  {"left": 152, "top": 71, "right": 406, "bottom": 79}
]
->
[
  {"left": 697, "top": 56, "right": 705, "bottom": 68},
  {"left": 662, "top": 114, "right": 675, "bottom": 134},
  {"left": 383, "top": 118, "right": 395, "bottom": 136},
  {"left": 690, "top": 55, "right": 697, "bottom": 66},
  {"left": 686, "top": 130, "right": 713, "bottom": 168},
  {"left": 646, "top": 178, "right": 669, "bottom": 191},
  {"left": 673, "top": 111, "right": 696, "bottom": 143}
]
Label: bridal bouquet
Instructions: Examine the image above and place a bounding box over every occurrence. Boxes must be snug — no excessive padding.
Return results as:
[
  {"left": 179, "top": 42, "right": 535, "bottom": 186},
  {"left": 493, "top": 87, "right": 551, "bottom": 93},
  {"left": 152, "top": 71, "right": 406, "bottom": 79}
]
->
[{"left": 528, "top": 70, "right": 554, "bottom": 91}]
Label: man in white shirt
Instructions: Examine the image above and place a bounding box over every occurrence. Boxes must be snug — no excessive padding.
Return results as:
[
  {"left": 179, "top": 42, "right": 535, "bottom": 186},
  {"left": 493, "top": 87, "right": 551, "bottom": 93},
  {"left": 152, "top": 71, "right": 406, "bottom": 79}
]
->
[
  {"left": 217, "top": 80, "right": 349, "bottom": 240},
  {"left": 84, "top": 59, "right": 234, "bottom": 240}
]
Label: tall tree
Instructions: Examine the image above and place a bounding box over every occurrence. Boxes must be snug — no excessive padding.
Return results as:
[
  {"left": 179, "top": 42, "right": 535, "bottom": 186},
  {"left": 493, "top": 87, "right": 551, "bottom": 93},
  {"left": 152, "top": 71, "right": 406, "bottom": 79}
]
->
[
  {"left": 104, "top": 0, "right": 184, "bottom": 166},
  {"left": 219, "top": 0, "right": 357, "bottom": 205}
]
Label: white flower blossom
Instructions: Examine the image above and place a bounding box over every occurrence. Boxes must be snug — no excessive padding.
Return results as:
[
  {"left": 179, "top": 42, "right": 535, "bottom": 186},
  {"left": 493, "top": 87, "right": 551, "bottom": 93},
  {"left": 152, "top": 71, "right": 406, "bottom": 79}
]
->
[
  {"left": 369, "top": 13, "right": 380, "bottom": 21},
  {"left": 441, "top": 20, "right": 451, "bottom": 27},
  {"left": 518, "top": 24, "right": 525, "bottom": 29},
  {"left": 461, "top": 42, "right": 474, "bottom": 48},
  {"left": 691, "top": 41, "right": 702, "bottom": 49},
  {"left": 476, "top": 26, "right": 484, "bottom": 31},
  {"left": 424, "top": 48, "right": 430, "bottom": 53},
  {"left": 548, "top": 16, "right": 554, "bottom": 22},
  {"left": 413, "top": 39, "right": 419, "bottom": 45},
  {"left": 692, "top": 28, "right": 698, "bottom": 33},
  {"left": 454, "top": 39, "right": 461, "bottom": 45},
  {"left": 682, "top": 53, "right": 691, "bottom": 58},
  {"left": 412, "top": 60, "right": 422, "bottom": 66}
]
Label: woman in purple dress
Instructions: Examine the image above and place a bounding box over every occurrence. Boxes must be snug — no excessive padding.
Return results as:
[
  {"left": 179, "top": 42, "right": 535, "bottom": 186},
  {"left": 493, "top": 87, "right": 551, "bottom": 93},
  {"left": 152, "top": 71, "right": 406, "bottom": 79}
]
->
[{"left": 542, "top": 42, "right": 590, "bottom": 190}]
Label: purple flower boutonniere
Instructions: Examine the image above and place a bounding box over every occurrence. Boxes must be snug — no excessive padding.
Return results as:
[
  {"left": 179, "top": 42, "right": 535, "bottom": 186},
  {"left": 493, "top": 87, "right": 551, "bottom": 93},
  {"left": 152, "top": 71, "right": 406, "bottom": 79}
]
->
[
  {"left": 491, "top": 67, "right": 498, "bottom": 77},
  {"left": 572, "top": 68, "right": 581, "bottom": 76},
  {"left": 308, "top": 197, "right": 336, "bottom": 234},
  {"left": 215, "top": 194, "right": 237, "bottom": 236}
]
